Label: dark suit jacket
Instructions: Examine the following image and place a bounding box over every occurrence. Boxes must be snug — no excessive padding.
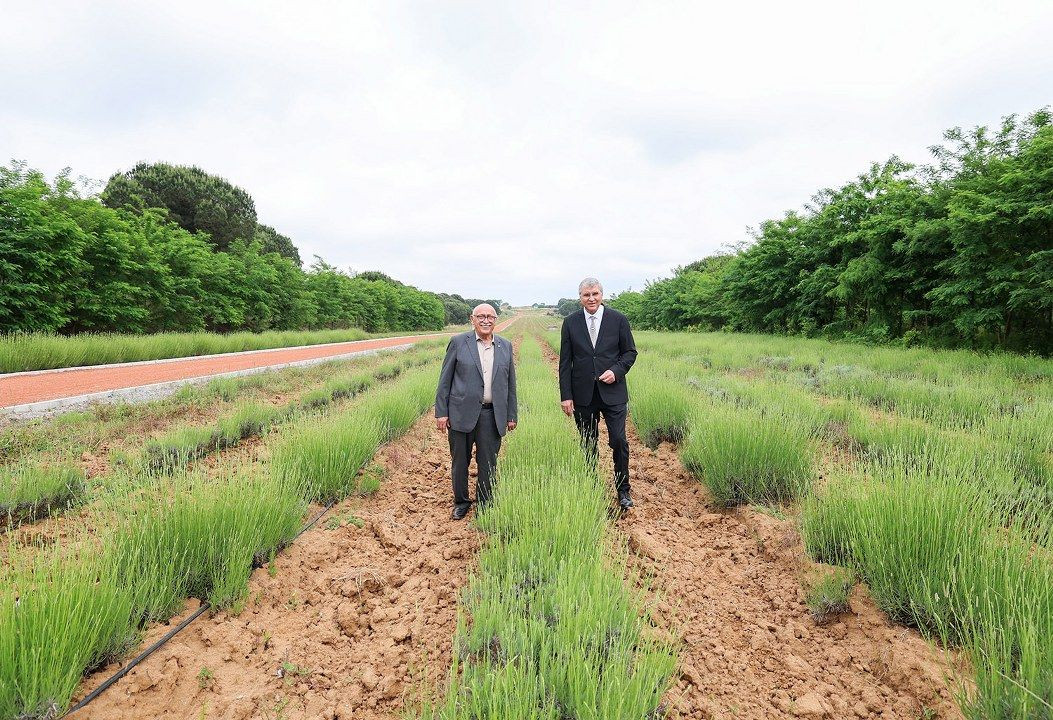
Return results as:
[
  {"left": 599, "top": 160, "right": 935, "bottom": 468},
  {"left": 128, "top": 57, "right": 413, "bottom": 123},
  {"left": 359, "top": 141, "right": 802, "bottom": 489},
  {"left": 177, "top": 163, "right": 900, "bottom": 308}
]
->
[
  {"left": 559, "top": 306, "right": 637, "bottom": 407},
  {"left": 435, "top": 332, "right": 518, "bottom": 436}
]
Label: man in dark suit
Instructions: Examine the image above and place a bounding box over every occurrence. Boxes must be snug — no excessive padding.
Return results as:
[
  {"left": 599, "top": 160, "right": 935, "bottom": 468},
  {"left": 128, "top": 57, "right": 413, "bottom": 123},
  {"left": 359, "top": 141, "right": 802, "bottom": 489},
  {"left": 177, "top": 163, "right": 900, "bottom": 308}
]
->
[
  {"left": 435, "top": 304, "right": 518, "bottom": 520},
  {"left": 559, "top": 278, "right": 638, "bottom": 511}
]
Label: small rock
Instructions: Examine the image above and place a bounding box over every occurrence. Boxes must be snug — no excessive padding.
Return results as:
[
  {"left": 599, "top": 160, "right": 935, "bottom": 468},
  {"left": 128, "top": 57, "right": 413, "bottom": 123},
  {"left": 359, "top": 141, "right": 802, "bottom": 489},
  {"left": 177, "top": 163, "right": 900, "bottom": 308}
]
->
[
  {"left": 794, "top": 692, "right": 827, "bottom": 717},
  {"left": 359, "top": 667, "right": 380, "bottom": 691},
  {"left": 335, "top": 602, "right": 360, "bottom": 636}
]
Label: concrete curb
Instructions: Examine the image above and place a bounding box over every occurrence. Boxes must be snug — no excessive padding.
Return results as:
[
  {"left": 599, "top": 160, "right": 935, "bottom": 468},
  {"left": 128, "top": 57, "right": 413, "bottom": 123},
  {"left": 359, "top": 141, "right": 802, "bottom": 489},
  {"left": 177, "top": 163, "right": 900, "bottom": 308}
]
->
[{"left": 1, "top": 343, "right": 415, "bottom": 422}]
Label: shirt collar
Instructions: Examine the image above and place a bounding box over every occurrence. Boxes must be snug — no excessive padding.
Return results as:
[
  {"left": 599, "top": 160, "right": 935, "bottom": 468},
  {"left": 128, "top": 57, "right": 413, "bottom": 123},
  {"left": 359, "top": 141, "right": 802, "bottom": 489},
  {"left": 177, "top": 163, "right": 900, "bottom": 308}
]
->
[
  {"left": 475, "top": 332, "right": 495, "bottom": 345},
  {"left": 583, "top": 304, "right": 604, "bottom": 322}
]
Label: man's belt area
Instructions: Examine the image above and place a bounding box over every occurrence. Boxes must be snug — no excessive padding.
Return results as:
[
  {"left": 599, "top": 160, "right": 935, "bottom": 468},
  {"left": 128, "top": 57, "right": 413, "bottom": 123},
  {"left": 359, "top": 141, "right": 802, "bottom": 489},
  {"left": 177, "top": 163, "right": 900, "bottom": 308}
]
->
[{"left": 481, "top": 402, "right": 494, "bottom": 409}]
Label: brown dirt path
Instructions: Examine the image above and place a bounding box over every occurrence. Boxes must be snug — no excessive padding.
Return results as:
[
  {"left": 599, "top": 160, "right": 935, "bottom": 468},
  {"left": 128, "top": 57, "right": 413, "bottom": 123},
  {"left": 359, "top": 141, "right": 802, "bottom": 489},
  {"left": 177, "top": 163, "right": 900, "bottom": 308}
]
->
[
  {"left": 622, "top": 434, "right": 964, "bottom": 720},
  {"left": 2, "top": 317, "right": 517, "bottom": 408},
  {"left": 74, "top": 412, "right": 478, "bottom": 720}
]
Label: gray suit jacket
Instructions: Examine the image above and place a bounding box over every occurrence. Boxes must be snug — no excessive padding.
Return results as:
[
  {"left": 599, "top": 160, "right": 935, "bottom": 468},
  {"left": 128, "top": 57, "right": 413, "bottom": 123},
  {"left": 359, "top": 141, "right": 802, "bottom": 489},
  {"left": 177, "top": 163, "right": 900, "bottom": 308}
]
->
[{"left": 435, "top": 332, "right": 518, "bottom": 436}]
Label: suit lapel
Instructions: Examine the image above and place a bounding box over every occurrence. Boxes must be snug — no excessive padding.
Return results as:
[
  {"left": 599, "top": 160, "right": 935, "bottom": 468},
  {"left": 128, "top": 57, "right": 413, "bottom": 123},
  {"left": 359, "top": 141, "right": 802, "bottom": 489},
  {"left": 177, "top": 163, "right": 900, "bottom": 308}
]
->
[
  {"left": 595, "top": 310, "right": 611, "bottom": 349},
  {"left": 465, "top": 333, "right": 483, "bottom": 378},
  {"left": 577, "top": 311, "right": 592, "bottom": 350}
]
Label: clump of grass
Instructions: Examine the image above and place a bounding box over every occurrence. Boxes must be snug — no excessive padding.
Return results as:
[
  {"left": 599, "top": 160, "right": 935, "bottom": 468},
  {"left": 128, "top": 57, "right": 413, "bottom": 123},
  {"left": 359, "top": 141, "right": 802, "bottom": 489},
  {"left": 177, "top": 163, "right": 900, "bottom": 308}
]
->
[
  {"left": 801, "top": 453, "right": 1053, "bottom": 718},
  {"left": 274, "top": 365, "right": 436, "bottom": 503},
  {"left": 803, "top": 566, "right": 854, "bottom": 624},
  {"left": 0, "top": 542, "right": 139, "bottom": 720},
  {"left": 197, "top": 666, "right": 215, "bottom": 690},
  {"left": 680, "top": 404, "right": 814, "bottom": 507},
  {"left": 115, "top": 468, "right": 306, "bottom": 619},
  {"left": 272, "top": 415, "right": 383, "bottom": 503},
  {"left": 144, "top": 425, "right": 224, "bottom": 473},
  {"left": 216, "top": 403, "right": 283, "bottom": 446},
  {"left": 0, "top": 465, "right": 86, "bottom": 526},
  {"left": 358, "top": 464, "right": 384, "bottom": 496},
  {"left": 630, "top": 376, "right": 696, "bottom": 448}
]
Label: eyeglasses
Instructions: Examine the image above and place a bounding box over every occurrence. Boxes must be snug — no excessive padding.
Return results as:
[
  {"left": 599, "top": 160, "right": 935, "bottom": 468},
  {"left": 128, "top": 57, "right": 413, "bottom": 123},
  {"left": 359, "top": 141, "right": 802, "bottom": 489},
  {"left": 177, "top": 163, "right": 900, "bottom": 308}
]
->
[{"left": 473, "top": 315, "right": 497, "bottom": 321}]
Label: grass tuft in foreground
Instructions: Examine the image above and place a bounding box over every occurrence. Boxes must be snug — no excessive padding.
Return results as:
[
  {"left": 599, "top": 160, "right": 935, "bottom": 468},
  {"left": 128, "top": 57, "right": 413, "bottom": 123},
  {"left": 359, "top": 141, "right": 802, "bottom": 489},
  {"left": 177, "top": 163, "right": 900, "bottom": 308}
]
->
[
  {"left": 801, "top": 452, "right": 1053, "bottom": 718},
  {"left": 0, "top": 465, "right": 85, "bottom": 527},
  {"left": 680, "top": 403, "right": 814, "bottom": 507}
]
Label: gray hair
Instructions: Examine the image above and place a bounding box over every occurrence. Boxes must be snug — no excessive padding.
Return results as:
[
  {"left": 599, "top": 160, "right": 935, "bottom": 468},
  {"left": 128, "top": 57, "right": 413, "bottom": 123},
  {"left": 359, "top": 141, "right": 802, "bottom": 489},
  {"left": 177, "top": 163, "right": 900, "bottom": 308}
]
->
[{"left": 578, "top": 277, "right": 603, "bottom": 293}]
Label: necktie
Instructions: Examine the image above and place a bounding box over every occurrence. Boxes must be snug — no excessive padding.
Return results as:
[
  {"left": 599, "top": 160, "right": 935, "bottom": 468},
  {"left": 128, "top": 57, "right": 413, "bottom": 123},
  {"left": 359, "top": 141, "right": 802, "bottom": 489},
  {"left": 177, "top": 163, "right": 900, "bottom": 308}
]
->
[{"left": 589, "top": 314, "right": 598, "bottom": 347}]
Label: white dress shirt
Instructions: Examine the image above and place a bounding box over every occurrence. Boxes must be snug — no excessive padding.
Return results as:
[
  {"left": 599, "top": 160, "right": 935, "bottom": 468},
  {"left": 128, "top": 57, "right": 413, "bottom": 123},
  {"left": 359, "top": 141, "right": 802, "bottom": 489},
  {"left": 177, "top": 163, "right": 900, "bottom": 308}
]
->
[
  {"left": 475, "top": 333, "right": 494, "bottom": 403},
  {"left": 583, "top": 304, "right": 604, "bottom": 346}
]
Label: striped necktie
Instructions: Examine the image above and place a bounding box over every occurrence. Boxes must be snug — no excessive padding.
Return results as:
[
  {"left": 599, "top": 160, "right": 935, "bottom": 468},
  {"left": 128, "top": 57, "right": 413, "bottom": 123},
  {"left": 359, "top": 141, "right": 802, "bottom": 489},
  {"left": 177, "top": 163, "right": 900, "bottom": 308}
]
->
[{"left": 589, "top": 314, "right": 598, "bottom": 347}]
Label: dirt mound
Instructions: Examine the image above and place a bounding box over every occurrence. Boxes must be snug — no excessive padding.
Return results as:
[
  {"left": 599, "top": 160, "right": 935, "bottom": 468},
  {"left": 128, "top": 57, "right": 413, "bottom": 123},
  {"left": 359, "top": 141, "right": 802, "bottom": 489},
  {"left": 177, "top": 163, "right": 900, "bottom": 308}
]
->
[{"left": 75, "top": 414, "right": 478, "bottom": 720}]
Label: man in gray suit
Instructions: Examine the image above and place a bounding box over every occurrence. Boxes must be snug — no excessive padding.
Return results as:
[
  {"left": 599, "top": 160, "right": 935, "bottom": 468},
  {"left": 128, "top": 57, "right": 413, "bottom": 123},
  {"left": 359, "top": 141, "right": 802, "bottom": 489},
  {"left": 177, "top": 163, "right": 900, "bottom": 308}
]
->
[{"left": 435, "top": 304, "right": 517, "bottom": 520}]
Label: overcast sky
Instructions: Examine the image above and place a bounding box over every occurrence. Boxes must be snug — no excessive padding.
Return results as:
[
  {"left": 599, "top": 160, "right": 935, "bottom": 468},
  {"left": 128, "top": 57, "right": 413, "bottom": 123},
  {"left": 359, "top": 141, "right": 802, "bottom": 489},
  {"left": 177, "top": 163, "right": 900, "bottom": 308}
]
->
[{"left": 2, "top": 1, "right": 1051, "bottom": 305}]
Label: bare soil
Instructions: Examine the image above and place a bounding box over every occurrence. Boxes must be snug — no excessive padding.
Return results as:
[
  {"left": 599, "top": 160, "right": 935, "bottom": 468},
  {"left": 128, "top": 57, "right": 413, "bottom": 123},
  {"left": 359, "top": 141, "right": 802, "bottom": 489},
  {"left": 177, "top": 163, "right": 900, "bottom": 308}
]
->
[
  {"left": 622, "top": 431, "right": 963, "bottom": 720},
  {"left": 74, "top": 414, "right": 479, "bottom": 720}
]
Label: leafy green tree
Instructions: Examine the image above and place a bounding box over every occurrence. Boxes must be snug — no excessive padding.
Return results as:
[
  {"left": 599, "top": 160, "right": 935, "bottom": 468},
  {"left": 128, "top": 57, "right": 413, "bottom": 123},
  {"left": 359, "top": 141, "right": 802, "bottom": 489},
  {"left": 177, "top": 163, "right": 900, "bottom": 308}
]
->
[
  {"left": 0, "top": 165, "right": 88, "bottom": 332},
  {"left": 101, "top": 162, "right": 258, "bottom": 252},
  {"left": 254, "top": 224, "right": 302, "bottom": 265},
  {"left": 556, "top": 298, "right": 579, "bottom": 317}
]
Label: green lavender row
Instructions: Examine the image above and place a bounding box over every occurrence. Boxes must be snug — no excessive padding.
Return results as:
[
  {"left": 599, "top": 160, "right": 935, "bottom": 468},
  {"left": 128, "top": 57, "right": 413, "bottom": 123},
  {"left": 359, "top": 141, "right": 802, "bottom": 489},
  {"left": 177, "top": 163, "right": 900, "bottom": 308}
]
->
[
  {"left": 417, "top": 337, "right": 676, "bottom": 719},
  {"left": 0, "top": 361, "right": 441, "bottom": 719},
  {"left": 802, "top": 451, "right": 1053, "bottom": 718},
  {"left": 0, "top": 344, "right": 442, "bottom": 529}
]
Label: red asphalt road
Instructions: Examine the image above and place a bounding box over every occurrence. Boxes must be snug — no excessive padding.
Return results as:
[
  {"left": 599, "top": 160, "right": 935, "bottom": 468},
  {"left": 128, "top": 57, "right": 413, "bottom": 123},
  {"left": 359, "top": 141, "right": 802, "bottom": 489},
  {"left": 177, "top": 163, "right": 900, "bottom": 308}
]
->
[{"left": 0, "top": 318, "right": 517, "bottom": 408}]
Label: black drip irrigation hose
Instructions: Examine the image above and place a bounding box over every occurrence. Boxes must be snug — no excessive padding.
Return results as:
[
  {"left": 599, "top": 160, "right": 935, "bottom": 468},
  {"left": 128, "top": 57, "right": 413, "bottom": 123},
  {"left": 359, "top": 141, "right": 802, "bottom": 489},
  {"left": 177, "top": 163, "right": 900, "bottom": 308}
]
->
[{"left": 62, "top": 497, "right": 340, "bottom": 717}]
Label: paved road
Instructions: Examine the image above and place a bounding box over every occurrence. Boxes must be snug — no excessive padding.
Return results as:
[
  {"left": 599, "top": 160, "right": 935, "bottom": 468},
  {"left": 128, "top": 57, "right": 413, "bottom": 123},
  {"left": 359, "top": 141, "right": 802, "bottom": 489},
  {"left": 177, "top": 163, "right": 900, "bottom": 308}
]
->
[{"left": 0, "top": 318, "right": 517, "bottom": 410}]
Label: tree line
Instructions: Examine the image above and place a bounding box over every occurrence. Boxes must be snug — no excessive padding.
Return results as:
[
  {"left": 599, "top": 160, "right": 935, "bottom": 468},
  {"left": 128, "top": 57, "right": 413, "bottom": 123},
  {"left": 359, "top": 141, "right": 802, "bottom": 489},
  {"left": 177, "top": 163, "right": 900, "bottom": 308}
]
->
[
  {"left": 0, "top": 162, "right": 500, "bottom": 335},
  {"left": 606, "top": 109, "right": 1053, "bottom": 355}
]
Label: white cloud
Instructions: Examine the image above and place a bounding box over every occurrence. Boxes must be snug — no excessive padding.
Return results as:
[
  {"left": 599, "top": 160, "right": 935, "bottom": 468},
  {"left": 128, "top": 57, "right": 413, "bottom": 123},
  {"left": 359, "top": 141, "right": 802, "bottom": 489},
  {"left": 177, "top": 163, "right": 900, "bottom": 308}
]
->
[{"left": 2, "top": 0, "right": 1051, "bottom": 305}]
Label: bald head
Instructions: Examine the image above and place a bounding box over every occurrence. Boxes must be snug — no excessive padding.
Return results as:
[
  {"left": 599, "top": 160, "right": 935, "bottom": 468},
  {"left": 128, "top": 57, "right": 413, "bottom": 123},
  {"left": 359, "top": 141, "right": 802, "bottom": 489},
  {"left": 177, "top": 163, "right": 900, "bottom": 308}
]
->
[{"left": 471, "top": 304, "right": 497, "bottom": 340}]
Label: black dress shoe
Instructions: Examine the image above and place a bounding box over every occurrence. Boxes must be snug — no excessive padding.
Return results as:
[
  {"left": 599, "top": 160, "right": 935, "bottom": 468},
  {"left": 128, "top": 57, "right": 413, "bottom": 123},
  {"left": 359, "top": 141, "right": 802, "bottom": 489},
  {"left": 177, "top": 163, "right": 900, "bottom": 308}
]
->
[
  {"left": 452, "top": 506, "right": 470, "bottom": 520},
  {"left": 618, "top": 493, "right": 633, "bottom": 511}
]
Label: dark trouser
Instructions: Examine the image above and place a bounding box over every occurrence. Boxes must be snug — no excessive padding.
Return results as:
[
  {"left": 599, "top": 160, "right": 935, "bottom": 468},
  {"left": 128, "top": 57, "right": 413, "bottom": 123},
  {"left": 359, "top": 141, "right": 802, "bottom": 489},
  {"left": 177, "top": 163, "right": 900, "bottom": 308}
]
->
[
  {"left": 573, "top": 390, "right": 630, "bottom": 496},
  {"left": 449, "top": 407, "right": 501, "bottom": 512}
]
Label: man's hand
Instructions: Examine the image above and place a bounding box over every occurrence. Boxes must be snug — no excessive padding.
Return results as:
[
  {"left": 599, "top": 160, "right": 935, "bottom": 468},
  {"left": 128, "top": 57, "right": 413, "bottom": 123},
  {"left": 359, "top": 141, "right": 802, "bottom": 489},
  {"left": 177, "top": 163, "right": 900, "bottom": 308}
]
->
[
  {"left": 561, "top": 399, "right": 574, "bottom": 416},
  {"left": 436, "top": 416, "right": 449, "bottom": 433},
  {"left": 598, "top": 369, "right": 616, "bottom": 384},
  {"left": 507, "top": 420, "right": 517, "bottom": 431}
]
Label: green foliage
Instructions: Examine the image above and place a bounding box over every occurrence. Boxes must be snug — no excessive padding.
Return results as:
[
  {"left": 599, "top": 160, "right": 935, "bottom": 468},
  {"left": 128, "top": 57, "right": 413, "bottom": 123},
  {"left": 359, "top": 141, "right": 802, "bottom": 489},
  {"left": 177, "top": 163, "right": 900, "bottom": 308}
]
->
[
  {"left": 803, "top": 567, "right": 854, "bottom": 623},
  {"left": 680, "top": 403, "right": 815, "bottom": 507},
  {"left": 1, "top": 162, "right": 448, "bottom": 338},
  {"left": 621, "top": 108, "right": 1053, "bottom": 354},
  {"left": 273, "top": 365, "right": 435, "bottom": 502},
  {"left": 801, "top": 455, "right": 1053, "bottom": 718},
  {"left": 100, "top": 162, "right": 257, "bottom": 252},
  {"left": 254, "top": 223, "right": 301, "bottom": 265},
  {"left": 0, "top": 327, "right": 370, "bottom": 373},
  {"left": 0, "top": 467, "right": 305, "bottom": 719},
  {"left": 554, "top": 298, "right": 579, "bottom": 317},
  {"left": 0, "top": 465, "right": 86, "bottom": 526}
]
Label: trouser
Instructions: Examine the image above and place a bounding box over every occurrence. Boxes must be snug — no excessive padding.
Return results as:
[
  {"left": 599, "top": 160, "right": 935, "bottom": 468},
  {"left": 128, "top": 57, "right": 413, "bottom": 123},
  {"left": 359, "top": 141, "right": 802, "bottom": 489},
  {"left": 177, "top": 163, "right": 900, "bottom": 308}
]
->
[
  {"left": 449, "top": 407, "right": 501, "bottom": 511},
  {"left": 573, "top": 392, "right": 630, "bottom": 495}
]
